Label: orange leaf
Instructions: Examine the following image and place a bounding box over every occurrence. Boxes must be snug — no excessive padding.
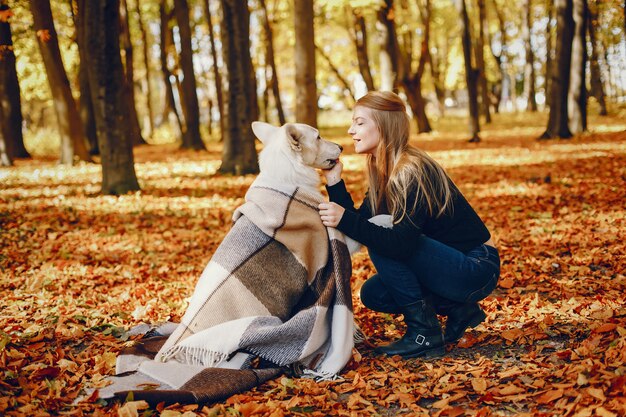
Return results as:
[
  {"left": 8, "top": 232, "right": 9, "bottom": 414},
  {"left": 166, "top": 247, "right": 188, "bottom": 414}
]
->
[
  {"left": 535, "top": 389, "right": 564, "bottom": 404},
  {"left": 499, "top": 277, "right": 515, "bottom": 289},
  {"left": 36, "top": 29, "right": 52, "bottom": 42},
  {"left": 593, "top": 323, "right": 616, "bottom": 333}
]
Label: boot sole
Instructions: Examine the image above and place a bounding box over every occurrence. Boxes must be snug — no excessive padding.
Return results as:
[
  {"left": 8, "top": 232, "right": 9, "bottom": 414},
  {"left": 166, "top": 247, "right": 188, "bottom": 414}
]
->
[{"left": 401, "top": 346, "right": 446, "bottom": 359}]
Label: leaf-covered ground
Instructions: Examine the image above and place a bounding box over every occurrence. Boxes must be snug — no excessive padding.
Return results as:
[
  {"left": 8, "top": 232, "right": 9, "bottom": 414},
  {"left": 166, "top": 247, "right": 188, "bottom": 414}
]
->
[{"left": 1, "top": 113, "right": 625, "bottom": 417}]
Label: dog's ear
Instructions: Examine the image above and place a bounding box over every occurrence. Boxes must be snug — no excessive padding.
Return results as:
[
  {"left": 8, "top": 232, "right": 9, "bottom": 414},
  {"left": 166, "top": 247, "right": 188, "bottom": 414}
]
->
[
  {"left": 284, "top": 124, "right": 302, "bottom": 151},
  {"left": 251, "top": 121, "right": 279, "bottom": 144}
]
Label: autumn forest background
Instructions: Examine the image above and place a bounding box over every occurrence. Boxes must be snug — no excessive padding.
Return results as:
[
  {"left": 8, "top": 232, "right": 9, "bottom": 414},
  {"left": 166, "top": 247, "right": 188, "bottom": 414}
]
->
[{"left": 1, "top": 0, "right": 626, "bottom": 416}]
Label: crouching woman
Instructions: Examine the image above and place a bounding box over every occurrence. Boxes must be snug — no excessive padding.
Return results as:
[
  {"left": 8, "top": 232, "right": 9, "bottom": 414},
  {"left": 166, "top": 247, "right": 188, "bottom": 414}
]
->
[{"left": 318, "top": 91, "right": 500, "bottom": 358}]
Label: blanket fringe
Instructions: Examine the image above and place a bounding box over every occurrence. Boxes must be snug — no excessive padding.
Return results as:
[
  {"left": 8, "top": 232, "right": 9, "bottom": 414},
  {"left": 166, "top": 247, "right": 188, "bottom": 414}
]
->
[
  {"left": 158, "top": 345, "right": 228, "bottom": 367},
  {"left": 302, "top": 369, "right": 344, "bottom": 382},
  {"left": 353, "top": 323, "right": 367, "bottom": 344}
]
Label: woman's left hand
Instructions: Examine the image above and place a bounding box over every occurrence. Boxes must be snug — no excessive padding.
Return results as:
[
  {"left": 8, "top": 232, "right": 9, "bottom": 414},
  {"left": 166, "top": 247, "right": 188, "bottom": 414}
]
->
[{"left": 318, "top": 202, "right": 345, "bottom": 227}]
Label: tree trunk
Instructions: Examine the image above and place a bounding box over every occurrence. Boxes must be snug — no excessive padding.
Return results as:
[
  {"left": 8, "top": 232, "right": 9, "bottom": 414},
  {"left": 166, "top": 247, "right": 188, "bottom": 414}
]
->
[
  {"left": 522, "top": 0, "right": 538, "bottom": 111},
  {"left": 294, "top": 0, "right": 317, "bottom": 127},
  {"left": 455, "top": 0, "right": 481, "bottom": 142},
  {"left": 159, "top": 0, "right": 183, "bottom": 134},
  {"left": 218, "top": 0, "right": 258, "bottom": 175},
  {"left": 173, "top": 0, "right": 204, "bottom": 150},
  {"left": 490, "top": 0, "right": 508, "bottom": 113},
  {"left": 350, "top": 7, "right": 375, "bottom": 91},
  {"left": 376, "top": 0, "right": 400, "bottom": 92},
  {"left": 258, "top": 0, "right": 285, "bottom": 125},
  {"left": 134, "top": 0, "right": 155, "bottom": 138},
  {"left": 202, "top": 0, "right": 226, "bottom": 137},
  {"left": 541, "top": 0, "right": 574, "bottom": 139},
  {"left": 545, "top": 0, "right": 554, "bottom": 108},
  {"left": 0, "top": 1, "right": 29, "bottom": 159},
  {"left": 475, "top": 0, "right": 492, "bottom": 122},
  {"left": 429, "top": 35, "right": 448, "bottom": 116},
  {"left": 0, "top": 99, "right": 11, "bottom": 165},
  {"left": 119, "top": 0, "right": 145, "bottom": 146},
  {"left": 316, "top": 44, "right": 355, "bottom": 103},
  {"left": 80, "top": 0, "right": 139, "bottom": 195},
  {"left": 74, "top": 1, "right": 98, "bottom": 155},
  {"left": 568, "top": 0, "right": 587, "bottom": 134},
  {"left": 29, "top": 0, "right": 91, "bottom": 164},
  {"left": 401, "top": 0, "right": 432, "bottom": 133},
  {"left": 587, "top": 0, "right": 607, "bottom": 115}
]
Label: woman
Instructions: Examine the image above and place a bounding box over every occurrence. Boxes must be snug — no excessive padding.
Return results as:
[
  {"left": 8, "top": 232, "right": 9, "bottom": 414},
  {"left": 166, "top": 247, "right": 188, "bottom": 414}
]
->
[{"left": 318, "top": 91, "right": 500, "bottom": 358}]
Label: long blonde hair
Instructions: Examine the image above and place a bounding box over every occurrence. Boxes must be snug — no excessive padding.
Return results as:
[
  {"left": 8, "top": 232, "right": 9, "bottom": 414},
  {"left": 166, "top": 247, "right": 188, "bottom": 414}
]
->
[{"left": 356, "top": 91, "right": 452, "bottom": 223}]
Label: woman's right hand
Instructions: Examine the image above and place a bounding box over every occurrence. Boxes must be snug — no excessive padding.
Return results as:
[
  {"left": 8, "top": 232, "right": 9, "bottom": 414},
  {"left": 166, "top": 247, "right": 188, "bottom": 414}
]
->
[{"left": 322, "top": 160, "right": 343, "bottom": 186}]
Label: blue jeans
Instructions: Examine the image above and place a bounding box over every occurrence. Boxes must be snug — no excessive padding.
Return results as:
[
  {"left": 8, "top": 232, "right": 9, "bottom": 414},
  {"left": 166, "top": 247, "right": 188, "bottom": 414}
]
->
[{"left": 360, "top": 236, "right": 500, "bottom": 314}]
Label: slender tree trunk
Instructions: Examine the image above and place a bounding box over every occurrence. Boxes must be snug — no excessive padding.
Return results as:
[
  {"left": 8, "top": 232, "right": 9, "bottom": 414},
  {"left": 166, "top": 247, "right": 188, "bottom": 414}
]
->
[
  {"left": 73, "top": 0, "right": 98, "bottom": 155},
  {"left": 316, "top": 44, "right": 355, "bottom": 103},
  {"left": 429, "top": 35, "right": 448, "bottom": 116},
  {"left": 294, "top": 0, "right": 317, "bottom": 126},
  {"left": 541, "top": 0, "right": 574, "bottom": 139},
  {"left": 587, "top": 0, "right": 607, "bottom": 115},
  {"left": 523, "top": 0, "right": 538, "bottom": 111},
  {"left": 402, "top": 0, "right": 432, "bottom": 133},
  {"left": 119, "top": 0, "right": 145, "bottom": 146},
  {"left": 545, "top": 0, "right": 554, "bottom": 107},
  {"left": 218, "top": 0, "right": 258, "bottom": 174},
  {"left": 258, "top": 0, "right": 285, "bottom": 125},
  {"left": 0, "top": 104, "right": 11, "bottom": 165},
  {"left": 568, "top": 0, "right": 587, "bottom": 134},
  {"left": 173, "top": 0, "right": 205, "bottom": 149},
  {"left": 0, "top": 1, "right": 29, "bottom": 159},
  {"left": 202, "top": 0, "right": 226, "bottom": 138},
  {"left": 350, "top": 7, "right": 375, "bottom": 91},
  {"left": 134, "top": 0, "right": 154, "bottom": 138},
  {"left": 377, "top": 0, "right": 400, "bottom": 92},
  {"left": 159, "top": 0, "right": 183, "bottom": 134},
  {"left": 455, "top": 0, "right": 481, "bottom": 142},
  {"left": 475, "top": 0, "right": 492, "bottom": 122},
  {"left": 30, "top": 0, "right": 91, "bottom": 164},
  {"left": 490, "top": 0, "right": 508, "bottom": 112},
  {"left": 80, "top": 0, "right": 139, "bottom": 194}
]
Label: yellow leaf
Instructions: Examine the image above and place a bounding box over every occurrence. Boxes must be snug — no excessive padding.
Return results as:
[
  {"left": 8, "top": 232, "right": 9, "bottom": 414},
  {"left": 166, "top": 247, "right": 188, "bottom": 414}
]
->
[
  {"left": 471, "top": 377, "right": 488, "bottom": 393},
  {"left": 117, "top": 400, "right": 149, "bottom": 417}
]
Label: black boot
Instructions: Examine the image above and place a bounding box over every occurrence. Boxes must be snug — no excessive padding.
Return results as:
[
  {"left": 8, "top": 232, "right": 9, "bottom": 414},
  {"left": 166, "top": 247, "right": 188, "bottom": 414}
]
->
[
  {"left": 443, "top": 302, "right": 486, "bottom": 344},
  {"left": 374, "top": 300, "right": 445, "bottom": 358}
]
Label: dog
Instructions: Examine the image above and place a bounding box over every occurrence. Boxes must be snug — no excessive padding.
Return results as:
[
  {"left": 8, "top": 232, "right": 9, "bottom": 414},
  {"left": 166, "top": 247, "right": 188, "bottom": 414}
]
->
[{"left": 251, "top": 121, "right": 342, "bottom": 195}]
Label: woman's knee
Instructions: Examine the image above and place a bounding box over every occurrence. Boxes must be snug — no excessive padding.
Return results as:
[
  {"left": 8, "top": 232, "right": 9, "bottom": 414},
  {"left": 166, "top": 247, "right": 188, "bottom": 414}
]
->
[{"left": 359, "top": 275, "right": 400, "bottom": 314}]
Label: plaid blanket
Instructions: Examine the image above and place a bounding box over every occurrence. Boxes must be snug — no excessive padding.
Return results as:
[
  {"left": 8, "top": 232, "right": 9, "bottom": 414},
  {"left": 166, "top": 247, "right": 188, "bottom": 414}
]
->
[{"left": 95, "top": 178, "right": 354, "bottom": 405}]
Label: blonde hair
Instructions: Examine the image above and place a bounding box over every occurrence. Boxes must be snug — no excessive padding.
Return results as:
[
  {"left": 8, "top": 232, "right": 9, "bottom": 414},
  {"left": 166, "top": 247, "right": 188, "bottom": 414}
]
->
[{"left": 355, "top": 91, "right": 452, "bottom": 223}]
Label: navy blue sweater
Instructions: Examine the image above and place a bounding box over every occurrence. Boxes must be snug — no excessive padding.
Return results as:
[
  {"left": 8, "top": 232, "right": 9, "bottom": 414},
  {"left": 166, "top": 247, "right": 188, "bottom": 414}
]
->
[{"left": 327, "top": 179, "right": 491, "bottom": 260}]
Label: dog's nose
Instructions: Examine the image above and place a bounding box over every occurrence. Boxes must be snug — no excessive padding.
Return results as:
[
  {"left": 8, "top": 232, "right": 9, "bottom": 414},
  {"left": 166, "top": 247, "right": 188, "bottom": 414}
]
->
[{"left": 338, "top": 144, "right": 343, "bottom": 152}]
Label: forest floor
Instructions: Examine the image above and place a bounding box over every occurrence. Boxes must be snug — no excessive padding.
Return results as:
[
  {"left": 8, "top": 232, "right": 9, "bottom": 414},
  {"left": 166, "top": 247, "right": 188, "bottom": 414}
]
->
[{"left": 1, "top": 111, "right": 626, "bottom": 416}]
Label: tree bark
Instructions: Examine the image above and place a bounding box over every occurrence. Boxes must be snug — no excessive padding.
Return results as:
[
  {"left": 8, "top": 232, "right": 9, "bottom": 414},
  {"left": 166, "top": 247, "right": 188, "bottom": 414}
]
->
[
  {"left": 30, "top": 0, "right": 91, "bottom": 164},
  {"left": 134, "top": 0, "right": 155, "bottom": 138},
  {"left": 401, "top": 0, "right": 432, "bottom": 133},
  {"left": 376, "top": 0, "right": 400, "bottom": 92},
  {"left": 545, "top": 0, "right": 554, "bottom": 107},
  {"left": 587, "top": 0, "right": 607, "bottom": 115},
  {"left": 0, "top": 104, "right": 11, "bottom": 165},
  {"left": 0, "top": 1, "right": 29, "bottom": 159},
  {"left": 522, "top": 0, "right": 538, "bottom": 111},
  {"left": 202, "top": 0, "right": 226, "bottom": 137},
  {"left": 454, "top": 0, "right": 481, "bottom": 142},
  {"left": 294, "top": 0, "right": 317, "bottom": 127},
  {"left": 541, "top": 0, "right": 574, "bottom": 139},
  {"left": 475, "top": 0, "right": 492, "bottom": 122},
  {"left": 72, "top": 1, "right": 99, "bottom": 156},
  {"left": 173, "top": 0, "right": 204, "bottom": 150},
  {"left": 568, "top": 0, "right": 587, "bottom": 134},
  {"left": 349, "top": 7, "right": 375, "bottom": 91},
  {"left": 258, "top": 0, "right": 285, "bottom": 125},
  {"left": 119, "top": 0, "right": 145, "bottom": 146},
  {"left": 159, "top": 0, "right": 183, "bottom": 134},
  {"left": 218, "top": 0, "right": 259, "bottom": 175},
  {"left": 80, "top": 0, "right": 139, "bottom": 195}
]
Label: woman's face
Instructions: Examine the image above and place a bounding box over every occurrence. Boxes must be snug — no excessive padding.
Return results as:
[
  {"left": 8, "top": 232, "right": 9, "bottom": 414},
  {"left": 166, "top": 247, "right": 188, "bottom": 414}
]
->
[{"left": 348, "top": 106, "right": 381, "bottom": 155}]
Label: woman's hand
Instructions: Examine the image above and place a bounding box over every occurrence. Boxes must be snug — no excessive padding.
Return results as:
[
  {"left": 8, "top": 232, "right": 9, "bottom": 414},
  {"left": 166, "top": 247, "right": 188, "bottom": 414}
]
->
[
  {"left": 318, "top": 202, "right": 345, "bottom": 227},
  {"left": 322, "top": 160, "right": 343, "bottom": 186}
]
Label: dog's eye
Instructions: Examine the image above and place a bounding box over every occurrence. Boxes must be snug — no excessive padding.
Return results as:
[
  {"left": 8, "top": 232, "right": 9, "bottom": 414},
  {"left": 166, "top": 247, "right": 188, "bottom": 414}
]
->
[{"left": 317, "top": 135, "right": 321, "bottom": 141}]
